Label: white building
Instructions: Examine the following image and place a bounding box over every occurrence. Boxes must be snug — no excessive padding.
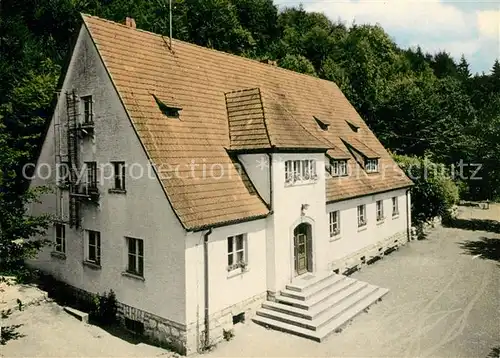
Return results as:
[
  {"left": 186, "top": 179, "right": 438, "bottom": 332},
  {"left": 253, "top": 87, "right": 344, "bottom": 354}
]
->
[{"left": 28, "top": 14, "right": 413, "bottom": 355}]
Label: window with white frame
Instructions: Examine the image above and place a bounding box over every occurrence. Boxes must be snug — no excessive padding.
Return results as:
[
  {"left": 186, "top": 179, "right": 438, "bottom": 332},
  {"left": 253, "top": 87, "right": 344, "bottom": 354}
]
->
[
  {"left": 85, "top": 161, "right": 98, "bottom": 188},
  {"left": 365, "top": 159, "right": 379, "bottom": 173},
  {"left": 357, "top": 205, "right": 367, "bottom": 227},
  {"left": 54, "top": 223, "right": 65, "bottom": 253},
  {"left": 82, "top": 95, "right": 93, "bottom": 124},
  {"left": 227, "top": 234, "right": 246, "bottom": 271},
  {"left": 112, "top": 161, "right": 126, "bottom": 191},
  {"left": 329, "top": 211, "right": 340, "bottom": 237},
  {"left": 127, "top": 237, "right": 144, "bottom": 276},
  {"left": 376, "top": 200, "right": 384, "bottom": 221},
  {"left": 392, "top": 197, "right": 399, "bottom": 217},
  {"left": 86, "top": 230, "right": 101, "bottom": 265},
  {"left": 331, "top": 160, "right": 348, "bottom": 176},
  {"left": 284, "top": 159, "right": 317, "bottom": 185}
]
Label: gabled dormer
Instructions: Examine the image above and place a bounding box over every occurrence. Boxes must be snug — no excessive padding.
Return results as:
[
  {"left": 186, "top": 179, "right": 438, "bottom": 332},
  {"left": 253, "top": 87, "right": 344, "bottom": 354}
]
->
[{"left": 340, "top": 136, "right": 381, "bottom": 174}]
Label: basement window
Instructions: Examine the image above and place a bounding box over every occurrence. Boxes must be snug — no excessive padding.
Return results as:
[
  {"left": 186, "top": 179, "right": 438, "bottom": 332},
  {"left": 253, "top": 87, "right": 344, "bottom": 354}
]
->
[
  {"left": 314, "top": 116, "right": 330, "bottom": 131},
  {"left": 153, "top": 94, "right": 181, "bottom": 118},
  {"left": 125, "top": 318, "right": 144, "bottom": 334},
  {"left": 232, "top": 312, "right": 245, "bottom": 325}
]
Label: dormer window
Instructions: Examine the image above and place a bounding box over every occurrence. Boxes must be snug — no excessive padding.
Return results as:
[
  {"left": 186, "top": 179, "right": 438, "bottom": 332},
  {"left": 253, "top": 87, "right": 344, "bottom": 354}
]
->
[
  {"left": 365, "top": 158, "right": 379, "bottom": 173},
  {"left": 153, "top": 94, "right": 181, "bottom": 118},
  {"left": 346, "top": 120, "right": 359, "bottom": 133},
  {"left": 314, "top": 116, "right": 330, "bottom": 131},
  {"left": 331, "top": 159, "right": 348, "bottom": 176}
]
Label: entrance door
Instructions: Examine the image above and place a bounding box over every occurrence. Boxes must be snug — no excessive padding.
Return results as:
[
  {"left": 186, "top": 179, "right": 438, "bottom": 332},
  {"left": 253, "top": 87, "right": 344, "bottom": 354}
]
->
[{"left": 294, "top": 223, "right": 312, "bottom": 276}]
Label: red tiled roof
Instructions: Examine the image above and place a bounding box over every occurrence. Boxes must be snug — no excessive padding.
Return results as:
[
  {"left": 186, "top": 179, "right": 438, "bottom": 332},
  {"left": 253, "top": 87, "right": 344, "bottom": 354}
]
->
[{"left": 82, "top": 14, "right": 412, "bottom": 230}]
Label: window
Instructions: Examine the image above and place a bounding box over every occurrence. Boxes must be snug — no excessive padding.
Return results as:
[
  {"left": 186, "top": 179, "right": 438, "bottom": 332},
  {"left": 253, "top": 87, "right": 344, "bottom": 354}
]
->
[
  {"left": 284, "top": 160, "right": 317, "bottom": 184},
  {"left": 153, "top": 94, "right": 181, "bottom": 118},
  {"left": 54, "top": 223, "right": 66, "bottom": 253},
  {"left": 331, "top": 160, "right": 348, "bottom": 176},
  {"left": 112, "top": 162, "right": 126, "bottom": 190},
  {"left": 227, "top": 234, "right": 246, "bottom": 271},
  {"left": 329, "top": 211, "right": 340, "bottom": 237},
  {"left": 357, "top": 205, "right": 367, "bottom": 227},
  {"left": 127, "top": 237, "right": 144, "bottom": 276},
  {"left": 346, "top": 120, "right": 359, "bottom": 132},
  {"left": 86, "top": 230, "right": 101, "bottom": 264},
  {"left": 82, "top": 96, "right": 93, "bottom": 124},
  {"left": 85, "top": 161, "right": 98, "bottom": 188},
  {"left": 392, "top": 197, "right": 399, "bottom": 217},
  {"left": 314, "top": 116, "right": 330, "bottom": 131},
  {"left": 365, "top": 159, "right": 379, "bottom": 173},
  {"left": 57, "top": 162, "right": 70, "bottom": 186},
  {"left": 376, "top": 200, "right": 384, "bottom": 221}
]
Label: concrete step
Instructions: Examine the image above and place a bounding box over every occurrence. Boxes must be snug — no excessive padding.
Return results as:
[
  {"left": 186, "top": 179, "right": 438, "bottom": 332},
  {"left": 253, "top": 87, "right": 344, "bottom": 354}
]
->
[
  {"left": 265, "top": 281, "right": 373, "bottom": 320},
  {"left": 282, "top": 274, "right": 346, "bottom": 301},
  {"left": 252, "top": 315, "right": 321, "bottom": 342},
  {"left": 254, "top": 286, "right": 389, "bottom": 341},
  {"left": 63, "top": 306, "right": 89, "bottom": 323},
  {"left": 285, "top": 272, "right": 343, "bottom": 293},
  {"left": 257, "top": 284, "right": 380, "bottom": 331},
  {"left": 315, "top": 287, "right": 389, "bottom": 341},
  {"left": 276, "top": 279, "right": 363, "bottom": 310}
]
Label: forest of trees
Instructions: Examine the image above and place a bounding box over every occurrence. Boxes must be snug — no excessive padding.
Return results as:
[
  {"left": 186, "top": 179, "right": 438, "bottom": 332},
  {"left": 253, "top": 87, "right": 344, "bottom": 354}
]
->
[{"left": 1, "top": 0, "right": 500, "bottom": 266}]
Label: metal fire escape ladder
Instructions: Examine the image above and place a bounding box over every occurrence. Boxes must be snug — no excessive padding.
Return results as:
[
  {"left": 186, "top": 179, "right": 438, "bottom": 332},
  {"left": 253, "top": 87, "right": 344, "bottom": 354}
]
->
[{"left": 66, "top": 90, "right": 80, "bottom": 228}]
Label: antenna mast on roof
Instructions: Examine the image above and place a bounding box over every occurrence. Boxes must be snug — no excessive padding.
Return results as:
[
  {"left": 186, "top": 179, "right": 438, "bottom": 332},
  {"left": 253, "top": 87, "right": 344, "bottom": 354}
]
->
[{"left": 169, "top": 0, "right": 172, "bottom": 49}]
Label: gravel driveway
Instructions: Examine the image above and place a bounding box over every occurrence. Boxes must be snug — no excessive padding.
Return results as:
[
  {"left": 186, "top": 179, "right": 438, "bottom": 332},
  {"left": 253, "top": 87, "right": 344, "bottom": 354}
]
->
[
  {"left": 2, "top": 207, "right": 499, "bottom": 358},
  {"left": 207, "top": 222, "right": 500, "bottom": 357}
]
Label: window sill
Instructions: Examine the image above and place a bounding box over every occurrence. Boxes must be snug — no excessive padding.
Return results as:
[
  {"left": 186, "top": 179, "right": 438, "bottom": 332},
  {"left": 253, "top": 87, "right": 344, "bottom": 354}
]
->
[
  {"left": 392, "top": 214, "right": 400, "bottom": 219},
  {"left": 357, "top": 225, "right": 368, "bottom": 232},
  {"left": 329, "top": 235, "right": 342, "bottom": 242},
  {"left": 376, "top": 218, "right": 385, "bottom": 225},
  {"left": 108, "top": 189, "right": 127, "bottom": 194},
  {"left": 51, "top": 251, "right": 66, "bottom": 260},
  {"left": 284, "top": 181, "right": 318, "bottom": 187},
  {"left": 121, "top": 271, "right": 145, "bottom": 281},
  {"left": 227, "top": 267, "right": 249, "bottom": 279},
  {"left": 83, "top": 261, "right": 102, "bottom": 270}
]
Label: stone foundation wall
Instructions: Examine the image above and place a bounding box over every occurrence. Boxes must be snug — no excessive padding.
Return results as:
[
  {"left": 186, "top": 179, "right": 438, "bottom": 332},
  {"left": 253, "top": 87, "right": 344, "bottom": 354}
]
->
[
  {"left": 185, "top": 291, "right": 267, "bottom": 355},
  {"left": 329, "top": 230, "right": 409, "bottom": 274},
  {"left": 116, "top": 302, "right": 187, "bottom": 354}
]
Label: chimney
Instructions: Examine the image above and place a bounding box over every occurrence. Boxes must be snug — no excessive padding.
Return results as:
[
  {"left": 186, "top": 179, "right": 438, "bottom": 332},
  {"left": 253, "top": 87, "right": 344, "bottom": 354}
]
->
[
  {"left": 125, "top": 17, "right": 136, "bottom": 29},
  {"left": 260, "top": 59, "right": 278, "bottom": 67}
]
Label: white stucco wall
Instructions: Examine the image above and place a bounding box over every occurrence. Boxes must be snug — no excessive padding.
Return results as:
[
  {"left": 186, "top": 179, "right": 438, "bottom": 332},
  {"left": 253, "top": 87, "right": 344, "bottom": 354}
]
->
[
  {"left": 28, "top": 26, "right": 187, "bottom": 324},
  {"left": 238, "top": 153, "right": 270, "bottom": 205},
  {"left": 268, "top": 153, "right": 329, "bottom": 293},
  {"left": 326, "top": 188, "right": 410, "bottom": 262},
  {"left": 184, "top": 218, "right": 267, "bottom": 325}
]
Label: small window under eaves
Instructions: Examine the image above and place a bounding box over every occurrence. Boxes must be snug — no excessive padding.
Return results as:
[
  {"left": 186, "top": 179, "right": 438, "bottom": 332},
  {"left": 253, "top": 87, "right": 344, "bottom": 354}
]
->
[
  {"left": 346, "top": 120, "right": 359, "bottom": 132},
  {"left": 153, "top": 94, "right": 181, "bottom": 119},
  {"left": 314, "top": 116, "right": 330, "bottom": 131}
]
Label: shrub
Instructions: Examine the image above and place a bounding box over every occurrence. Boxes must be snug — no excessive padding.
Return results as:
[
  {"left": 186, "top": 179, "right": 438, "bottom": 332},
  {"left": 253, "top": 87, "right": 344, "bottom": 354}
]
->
[
  {"left": 394, "top": 154, "right": 459, "bottom": 226},
  {"left": 90, "top": 290, "right": 118, "bottom": 325}
]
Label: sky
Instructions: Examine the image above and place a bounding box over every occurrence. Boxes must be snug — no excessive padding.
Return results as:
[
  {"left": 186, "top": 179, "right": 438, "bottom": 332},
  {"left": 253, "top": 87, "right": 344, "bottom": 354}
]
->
[{"left": 276, "top": 0, "right": 500, "bottom": 75}]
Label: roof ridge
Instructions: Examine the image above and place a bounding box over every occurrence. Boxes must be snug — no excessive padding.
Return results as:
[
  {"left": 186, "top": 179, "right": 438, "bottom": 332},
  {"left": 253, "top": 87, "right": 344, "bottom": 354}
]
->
[{"left": 80, "top": 13, "right": 340, "bottom": 88}]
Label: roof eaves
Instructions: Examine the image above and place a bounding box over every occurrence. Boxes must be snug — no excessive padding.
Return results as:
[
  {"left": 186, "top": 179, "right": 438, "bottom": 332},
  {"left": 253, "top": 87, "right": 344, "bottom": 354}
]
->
[
  {"left": 186, "top": 212, "right": 270, "bottom": 232},
  {"left": 326, "top": 183, "right": 414, "bottom": 205}
]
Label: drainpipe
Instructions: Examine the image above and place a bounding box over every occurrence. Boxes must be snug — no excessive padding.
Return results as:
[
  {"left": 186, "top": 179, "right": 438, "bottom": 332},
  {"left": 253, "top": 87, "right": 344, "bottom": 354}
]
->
[
  {"left": 267, "top": 153, "right": 273, "bottom": 210},
  {"left": 203, "top": 228, "right": 212, "bottom": 348},
  {"left": 405, "top": 188, "right": 411, "bottom": 241}
]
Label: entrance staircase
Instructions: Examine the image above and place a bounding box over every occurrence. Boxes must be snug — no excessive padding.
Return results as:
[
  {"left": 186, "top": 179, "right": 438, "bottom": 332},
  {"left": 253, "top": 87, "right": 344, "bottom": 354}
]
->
[{"left": 253, "top": 271, "right": 389, "bottom": 341}]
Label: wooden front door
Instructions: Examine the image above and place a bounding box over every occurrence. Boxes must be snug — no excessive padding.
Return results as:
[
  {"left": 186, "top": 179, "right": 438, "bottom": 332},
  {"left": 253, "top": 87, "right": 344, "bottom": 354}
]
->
[{"left": 294, "top": 223, "right": 312, "bottom": 276}]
